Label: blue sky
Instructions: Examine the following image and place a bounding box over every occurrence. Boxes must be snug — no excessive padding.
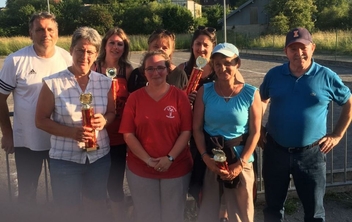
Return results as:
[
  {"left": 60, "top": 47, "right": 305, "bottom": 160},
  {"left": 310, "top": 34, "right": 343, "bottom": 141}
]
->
[{"left": 0, "top": 0, "right": 5, "bottom": 8}]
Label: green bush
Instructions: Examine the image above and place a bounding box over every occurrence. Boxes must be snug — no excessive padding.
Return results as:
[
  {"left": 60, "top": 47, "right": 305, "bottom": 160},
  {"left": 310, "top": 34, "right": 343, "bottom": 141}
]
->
[{"left": 1, "top": 30, "right": 351, "bottom": 56}]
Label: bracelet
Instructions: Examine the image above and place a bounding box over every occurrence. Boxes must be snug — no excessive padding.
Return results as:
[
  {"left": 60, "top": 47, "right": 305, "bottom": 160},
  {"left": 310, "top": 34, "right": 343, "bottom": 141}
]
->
[{"left": 200, "top": 151, "right": 208, "bottom": 160}]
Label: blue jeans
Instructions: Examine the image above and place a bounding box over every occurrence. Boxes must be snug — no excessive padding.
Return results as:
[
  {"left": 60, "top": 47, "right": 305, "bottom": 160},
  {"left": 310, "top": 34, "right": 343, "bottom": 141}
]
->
[
  {"left": 262, "top": 135, "right": 326, "bottom": 222},
  {"left": 49, "top": 154, "right": 111, "bottom": 207}
]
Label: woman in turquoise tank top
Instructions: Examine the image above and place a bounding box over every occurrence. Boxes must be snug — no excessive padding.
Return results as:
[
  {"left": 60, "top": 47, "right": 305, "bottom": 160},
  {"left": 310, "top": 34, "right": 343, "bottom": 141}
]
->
[{"left": 193, "top": 43, "right": 262, "bottom": 222}]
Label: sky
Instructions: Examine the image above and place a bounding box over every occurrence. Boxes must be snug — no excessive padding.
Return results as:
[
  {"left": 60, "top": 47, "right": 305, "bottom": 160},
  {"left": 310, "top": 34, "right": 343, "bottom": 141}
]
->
[{"left": 0, "top": 0, "right": 5, "bottom": 8}]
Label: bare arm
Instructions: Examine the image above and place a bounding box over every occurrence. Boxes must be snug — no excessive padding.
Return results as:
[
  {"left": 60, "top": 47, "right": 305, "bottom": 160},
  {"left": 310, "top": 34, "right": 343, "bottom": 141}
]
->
[
  {"left": 221, "top": 90, "right": 262, "bottom": 181},
  {"left": 123, "top": 133, "right": 157, "bottom": 167},
  {"left": 320, "top": 96, "right": 352, "bottom": 154},
  {"left": 261, "top": 98, "right": 270, "bottom": 116},
  {"left": 169, "top": 131, "right": 191, "bottom": 159},
  {"left": 241, "top": 90, "right": 262, "bottom": 162},
  {"left": 192, "top": 87, "right": 220, "bottom": 174},
  {"left": 0, "top": 93, "right": 14, "bottom": 154},
  {"left": 35, "top": 82, "right": 86, "bottom": 140},
  {"left": 154, "top": 130, "right": 191, "bottom": 171},
  {"left": 257, "top": 98, "right": 270, "bottom": 149}
]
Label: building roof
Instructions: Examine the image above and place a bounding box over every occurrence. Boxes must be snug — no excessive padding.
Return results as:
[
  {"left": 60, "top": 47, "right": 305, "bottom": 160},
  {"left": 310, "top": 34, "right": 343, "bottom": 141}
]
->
[{"left": 219, "top": 0, "right": 254, "bottom": 24}]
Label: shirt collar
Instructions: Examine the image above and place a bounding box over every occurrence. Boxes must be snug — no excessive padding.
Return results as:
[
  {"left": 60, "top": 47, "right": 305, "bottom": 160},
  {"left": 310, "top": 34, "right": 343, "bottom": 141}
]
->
[{"left": 283, "top": 59, "right": 316, "bottom": 76}]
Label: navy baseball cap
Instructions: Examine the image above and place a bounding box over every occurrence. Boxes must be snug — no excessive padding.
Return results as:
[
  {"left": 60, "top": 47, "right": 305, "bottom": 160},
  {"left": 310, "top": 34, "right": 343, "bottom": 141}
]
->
[{"left": 285, "top": 27, "right": 313, "bottom": 48}]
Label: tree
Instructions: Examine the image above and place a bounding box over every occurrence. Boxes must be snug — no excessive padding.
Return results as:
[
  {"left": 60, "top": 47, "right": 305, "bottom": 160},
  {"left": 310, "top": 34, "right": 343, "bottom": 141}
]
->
[
  {"left": 315, "top": 0, "right": 351, "bottom": 30},
  {"left": 78, "top": 4, "right": 114, "bottom": 35},
  {"left": 314, "top": 0, "right": 348, "bottom": 12},
  {"left": 121, "top": 2, "right": 194, "bottom": 35},
  {"left": 2, "top": 0, "right": 48, "bottom": 36},
  {"left": 121, "top": 3, "right": 161, "bottom": 35},
  {"left": 158, "top": 3, "right": 193, "bottom": 33},
  {"left": 348, "top": 2, "right": 352, "bottom": 28},
  {"left": 266, "top": 0, "right": 317, "bottom": 34},
  {"left": 54, "top": 0, "right": 83, "bottom": 35},
  {"left": 268, "top": 13, "right": 289, "bottom": 35},
  {"left": 202, "top": 4, "right": 228, "bottom": 31}
]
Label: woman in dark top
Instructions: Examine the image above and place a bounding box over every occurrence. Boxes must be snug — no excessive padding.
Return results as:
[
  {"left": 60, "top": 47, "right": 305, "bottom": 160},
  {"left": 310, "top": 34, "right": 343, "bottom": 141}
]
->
[
  {"left": 127, "top": 29, "right": 188, "bottom": 92},
  {"left": 177, "top": 26, "right": 217, "bottom": 103}
]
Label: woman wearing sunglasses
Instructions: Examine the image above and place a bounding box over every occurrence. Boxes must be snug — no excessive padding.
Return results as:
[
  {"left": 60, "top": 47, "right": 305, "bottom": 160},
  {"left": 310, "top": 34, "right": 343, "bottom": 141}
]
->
[
  {"left": 127, "top": 29, "right": 188, "bottom": 92},
  {"left": 120, "top": 50, "right": 193, "bottom": 222}
]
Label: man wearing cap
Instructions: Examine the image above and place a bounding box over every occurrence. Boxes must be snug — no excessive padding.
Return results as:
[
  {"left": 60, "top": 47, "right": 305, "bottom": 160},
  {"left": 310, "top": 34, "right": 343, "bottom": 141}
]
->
[
  {"left": 260, "top": 27, "right": 352, "bottom": 221},
  {"left": 193, "top": 42, "right": 261, "bottom": 222}
]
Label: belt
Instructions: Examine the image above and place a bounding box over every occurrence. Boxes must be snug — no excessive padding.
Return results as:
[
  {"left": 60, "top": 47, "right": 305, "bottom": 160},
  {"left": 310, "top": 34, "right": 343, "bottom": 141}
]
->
[{"left": 267, "top": 133, "right": 319, "bottom": 153}]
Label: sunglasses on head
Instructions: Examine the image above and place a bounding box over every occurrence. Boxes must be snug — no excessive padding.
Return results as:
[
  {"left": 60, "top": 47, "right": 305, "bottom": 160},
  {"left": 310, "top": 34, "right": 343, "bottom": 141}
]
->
[
  {"left": 152, "top": 29, "right": 175, "bottom": 40},
  {"left": 197, "top": 26, "right": 216, "bottom": 33}
]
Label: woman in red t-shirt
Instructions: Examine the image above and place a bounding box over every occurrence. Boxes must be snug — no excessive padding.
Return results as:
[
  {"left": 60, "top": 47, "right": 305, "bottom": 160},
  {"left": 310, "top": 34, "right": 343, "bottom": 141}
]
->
[{"left": 119, "top": 50, "right": 193, "bottom": 222}]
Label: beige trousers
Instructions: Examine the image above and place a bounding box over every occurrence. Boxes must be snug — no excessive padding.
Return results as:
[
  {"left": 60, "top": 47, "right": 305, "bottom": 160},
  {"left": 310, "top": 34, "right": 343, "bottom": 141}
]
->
[{"left": 197, "top": 163, "right": 254, "bottom": 222}]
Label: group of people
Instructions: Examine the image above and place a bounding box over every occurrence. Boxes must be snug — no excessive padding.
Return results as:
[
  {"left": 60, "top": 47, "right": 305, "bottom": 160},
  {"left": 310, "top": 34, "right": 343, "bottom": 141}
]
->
[{"left": 0, "top": 10, "right": 351, "bottom": 222}]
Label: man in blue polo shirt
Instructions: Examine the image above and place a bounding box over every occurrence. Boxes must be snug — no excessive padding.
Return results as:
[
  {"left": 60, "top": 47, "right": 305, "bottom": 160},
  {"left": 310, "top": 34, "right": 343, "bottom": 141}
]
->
[{"left": 260, "top": 27, "right": 352, "bottom": 222}]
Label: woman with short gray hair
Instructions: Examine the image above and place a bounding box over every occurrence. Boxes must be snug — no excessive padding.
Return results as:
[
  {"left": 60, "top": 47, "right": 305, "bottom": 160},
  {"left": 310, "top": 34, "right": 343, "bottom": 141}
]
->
[{"left": 35, "top": 26, "right": 115, "bottom": 220}]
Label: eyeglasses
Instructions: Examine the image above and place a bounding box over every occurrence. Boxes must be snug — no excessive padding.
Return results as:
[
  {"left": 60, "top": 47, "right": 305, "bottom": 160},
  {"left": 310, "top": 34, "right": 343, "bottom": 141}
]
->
[
  {"left": 152, "top": 29, "right": 175, "bottom": 40},
  {"left": 197, "top": 26, "right": 216, "bottom": 33},
  {"left": 75, "top": 48, "right": 97, "bottom": 57},
  {"left": 144, "top": 66, "right": 167, "bottom": 74}
]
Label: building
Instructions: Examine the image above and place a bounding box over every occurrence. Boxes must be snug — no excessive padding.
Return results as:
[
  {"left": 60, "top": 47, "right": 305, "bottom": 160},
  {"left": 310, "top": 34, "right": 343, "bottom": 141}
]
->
[
  {"left": 199, "top": 0, "right": 229, "bottom": 6},
  {"left": 171, "top": 0, "right": 202, "bottom": 18},
  {"left": 219, "top": 0, "right": 269, "bottom": 36}
]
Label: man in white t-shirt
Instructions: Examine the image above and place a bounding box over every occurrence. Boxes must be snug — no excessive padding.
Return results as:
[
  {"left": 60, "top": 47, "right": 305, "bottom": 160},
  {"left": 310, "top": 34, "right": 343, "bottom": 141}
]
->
[{"left": 0, "top": 12, "right": 72, "bottom": 203}]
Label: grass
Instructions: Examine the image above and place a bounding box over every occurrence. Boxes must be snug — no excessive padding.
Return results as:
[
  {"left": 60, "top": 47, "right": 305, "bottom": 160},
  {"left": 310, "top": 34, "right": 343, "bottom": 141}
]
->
[
  {"left": 0, "top": 30, "right": 351, "bottom": 56},
  {"left": 325, "top": 191, "right": 352, "bottom": 208},
  {"left": 284, "top": 197, "right": 301, "bottom": 215}
]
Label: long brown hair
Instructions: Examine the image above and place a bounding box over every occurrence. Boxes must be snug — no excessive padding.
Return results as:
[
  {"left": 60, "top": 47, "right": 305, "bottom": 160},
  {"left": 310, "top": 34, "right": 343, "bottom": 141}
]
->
[
  {"left": 184, "top": 27, "right": 217, "bottom": 77},
  {"left": 96, "top": 27, "right": 131, "bottom": 67}
]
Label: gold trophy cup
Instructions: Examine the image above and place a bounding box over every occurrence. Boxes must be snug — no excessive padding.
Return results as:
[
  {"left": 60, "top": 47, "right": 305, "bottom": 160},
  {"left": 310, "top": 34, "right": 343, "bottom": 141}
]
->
[{"left": 80, "top": 93, "right": 99, "bottom": 151}]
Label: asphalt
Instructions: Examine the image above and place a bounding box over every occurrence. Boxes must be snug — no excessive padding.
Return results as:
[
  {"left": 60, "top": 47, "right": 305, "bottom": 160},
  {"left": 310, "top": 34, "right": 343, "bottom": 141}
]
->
[
  {"left": 1, "top": 48, "right": 352, "bottom": 68},
  {"left": 239, "top": 49, "right": 352, "bottom": 67}
]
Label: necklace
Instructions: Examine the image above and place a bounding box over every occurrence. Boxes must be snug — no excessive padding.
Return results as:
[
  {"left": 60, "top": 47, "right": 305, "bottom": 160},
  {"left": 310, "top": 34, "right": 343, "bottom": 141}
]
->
[{"left": 218, "top": 85, "right": 235, "bottom": 102}]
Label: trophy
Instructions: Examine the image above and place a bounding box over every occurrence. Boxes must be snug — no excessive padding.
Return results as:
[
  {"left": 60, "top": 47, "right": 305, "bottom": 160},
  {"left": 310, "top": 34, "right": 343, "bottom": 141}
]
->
[
  {"left": 212, "top": 148, "right": 229, "bottom": 171},
  {"left": 106, "top": 67, "right": 129, "bottom": 119},
  {"left": 185, "top": 56, "right": 207, "bottom": 95},
  {"left": 106, "top": 68, "right": 118, "bottom": 101},
  {"left": 80, "top": 93, "right": 99, "bottom": 151}
]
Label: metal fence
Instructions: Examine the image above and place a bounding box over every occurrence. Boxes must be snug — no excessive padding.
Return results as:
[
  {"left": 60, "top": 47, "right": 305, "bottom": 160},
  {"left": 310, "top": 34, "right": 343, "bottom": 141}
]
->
[{"left": 3, "top": 104, "right": 352, "bottom": 202}]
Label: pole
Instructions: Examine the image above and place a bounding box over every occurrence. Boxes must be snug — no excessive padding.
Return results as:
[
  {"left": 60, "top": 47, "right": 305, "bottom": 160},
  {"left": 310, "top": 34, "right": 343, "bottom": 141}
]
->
[
  {"left": 223, "top": 0, "right": 227, "bottom": 42},
  {"left": 47, "top": 0, "right": 50, "bottom": 13}
]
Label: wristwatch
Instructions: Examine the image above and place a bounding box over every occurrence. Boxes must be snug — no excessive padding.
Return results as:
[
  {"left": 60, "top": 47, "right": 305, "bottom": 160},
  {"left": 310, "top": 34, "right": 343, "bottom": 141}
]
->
[{"left": 167, "top": 155, "right": 174, "bottom": 162}]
